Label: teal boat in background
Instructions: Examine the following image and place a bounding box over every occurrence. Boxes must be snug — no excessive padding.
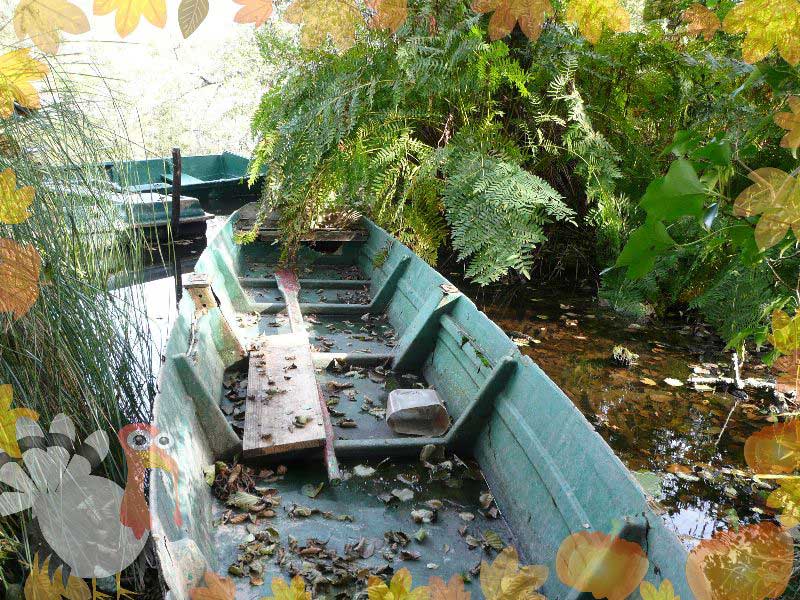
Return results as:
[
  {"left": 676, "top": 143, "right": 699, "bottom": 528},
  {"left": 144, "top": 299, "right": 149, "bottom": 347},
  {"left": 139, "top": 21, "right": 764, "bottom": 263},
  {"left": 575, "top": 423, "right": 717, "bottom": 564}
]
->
[
  {"left": 149, "top": 204, "right": 693, "bottom": 600},
  {"left": 103, "top": 152, "right": 264, "bottom": 206}
]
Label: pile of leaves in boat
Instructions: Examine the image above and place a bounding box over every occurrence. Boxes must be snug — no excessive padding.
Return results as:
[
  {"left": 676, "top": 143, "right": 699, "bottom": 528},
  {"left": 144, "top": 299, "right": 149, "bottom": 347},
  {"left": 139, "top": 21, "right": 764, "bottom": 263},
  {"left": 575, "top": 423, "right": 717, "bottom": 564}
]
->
[{"left": 204, "top": 446, "right": 508, "bottom": 597}]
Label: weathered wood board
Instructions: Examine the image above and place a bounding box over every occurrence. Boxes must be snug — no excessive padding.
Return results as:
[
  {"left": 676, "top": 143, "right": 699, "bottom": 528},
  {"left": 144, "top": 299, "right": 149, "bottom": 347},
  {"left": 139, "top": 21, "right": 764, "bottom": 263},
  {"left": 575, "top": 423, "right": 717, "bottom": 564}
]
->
[{"left": 243, "top": 333, "right": 326, "bottom": 458}]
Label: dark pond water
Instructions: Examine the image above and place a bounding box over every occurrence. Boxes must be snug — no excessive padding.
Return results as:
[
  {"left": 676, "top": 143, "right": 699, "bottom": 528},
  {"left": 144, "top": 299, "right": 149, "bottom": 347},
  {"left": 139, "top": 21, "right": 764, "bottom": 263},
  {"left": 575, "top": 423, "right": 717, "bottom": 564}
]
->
[{"left": 133, "top": 210, "right": 785, "bottom": 547}]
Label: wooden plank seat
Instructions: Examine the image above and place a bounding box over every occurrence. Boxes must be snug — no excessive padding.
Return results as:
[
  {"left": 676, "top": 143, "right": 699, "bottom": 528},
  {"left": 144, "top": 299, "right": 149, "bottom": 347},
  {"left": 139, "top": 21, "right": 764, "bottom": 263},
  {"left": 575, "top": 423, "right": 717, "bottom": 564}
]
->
[{"left": 243, "top": 332, "right": 326, "bottom": 458}]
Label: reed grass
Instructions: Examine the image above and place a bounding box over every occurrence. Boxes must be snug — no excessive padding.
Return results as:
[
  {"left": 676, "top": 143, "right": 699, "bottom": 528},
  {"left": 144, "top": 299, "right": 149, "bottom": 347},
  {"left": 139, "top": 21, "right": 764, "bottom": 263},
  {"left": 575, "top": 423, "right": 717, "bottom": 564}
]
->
[{"left": 0, "top": 48, "right": 156, "bottom": 589}]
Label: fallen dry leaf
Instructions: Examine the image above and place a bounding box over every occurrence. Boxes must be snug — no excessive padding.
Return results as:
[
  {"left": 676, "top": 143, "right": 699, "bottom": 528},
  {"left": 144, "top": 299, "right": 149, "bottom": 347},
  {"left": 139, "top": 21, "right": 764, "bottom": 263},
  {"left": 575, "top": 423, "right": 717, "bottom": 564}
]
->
[
  {"left": 13, "top": 0, "right": 90, "bottom": 55},
  {"left": 685, "top": 522, "right": 793, "bottom": 600},
  {"left": 189, "top": 571, "right": 236, "bottom": 600},
  {"left": 733, "top": 168, "right": 800, "bottom": 250},
  {"left": 0, "top": 238, "right": 41, "bottom": 319},
  {"left": 93, "top": 0, "right": 167, "bottom": 38},
  {"left": 774, "top": 96, "right": 800, "bottom": 149},
  {"left": 0, "top": 48, "right": 50, "bottom": 118},
  {"left": 555, "top": 531, "right": 648, "bottom": 600},
  {"left": 232, "top": 0, "right": 273, "bottom": 27},
  {"left": 565, "top": 0, "right": 629, "bottom": 44},
  {"left": 480, "top": 546, "right": 548, "bottom": 600},
  {"left": 682, "top": 3, "right": 720, "bottom": 40},
  {"left": 0, "top": 167, "right": 34, "bottom": 224},
  {"left": 471, "top": 0, "right": 553, "bottom": 41}
]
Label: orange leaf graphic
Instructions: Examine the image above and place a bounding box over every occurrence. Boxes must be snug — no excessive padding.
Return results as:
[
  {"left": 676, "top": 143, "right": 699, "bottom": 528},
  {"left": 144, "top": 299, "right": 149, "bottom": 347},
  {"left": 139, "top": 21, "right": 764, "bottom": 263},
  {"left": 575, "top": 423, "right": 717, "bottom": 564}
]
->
[
  {"left": 681, "top": 4, "right": 720, "bottom": 40},
  {"left": 555, "top": 531, "right": 648, "bottom": 600},
  {"left": 366, "top": 0, "right": 407, "bottom": 33},
  {"left": 480, "top": 546, "right": 548, "bottom": 600},
  {"left": 744, "top": 419, "right": 800, "bottom": 474},
  {"left": 13, "top": 0, "right": 90, "bottom": 55},
  {"left": 0, "top": 167, "right": 34, "bottom": 224},
  {"left": 0, "top": 48, "right": 50, "bottom": 119},
  {"left": 565, "top": 0, "right": 629, "bottom": 44},
  {"left": 471, "top": 0, "right": 553, "bottom": 41},
  {"left": 0, "top": 384, "right": 39, "bottom": 458},
  {"left": 233, "top": 0, "right": 273, "bottom": 27},
  {"left": 429, "top": 575, "right": 470, "bottom": 600},
  {"left": 732, "top": 167, "right": 800, "bottom": 250},
  {"left": 685, "top": 522, "right": 793, "bottom": 600},
  {"left": 93, "top": 0, "right": 167, "bottom": 38},
  {"left": 189, "top": 571, "right": 236, "bottom": 600},
  {"left": 773, "top": 351, "right": 799, "bottom": 395},
  {"left": 775, "top": 96, "right": 800, "bottom": 150},
  {"left": 0, "top": 238, "right": 41, "bottom": 319}
]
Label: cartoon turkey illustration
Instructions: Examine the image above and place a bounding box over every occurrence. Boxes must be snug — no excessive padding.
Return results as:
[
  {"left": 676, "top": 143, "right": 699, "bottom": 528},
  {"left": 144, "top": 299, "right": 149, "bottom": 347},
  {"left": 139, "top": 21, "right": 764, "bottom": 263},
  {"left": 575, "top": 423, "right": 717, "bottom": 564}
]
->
[{"left": 0, "top": 413, "right": 182, "bottom": 598}]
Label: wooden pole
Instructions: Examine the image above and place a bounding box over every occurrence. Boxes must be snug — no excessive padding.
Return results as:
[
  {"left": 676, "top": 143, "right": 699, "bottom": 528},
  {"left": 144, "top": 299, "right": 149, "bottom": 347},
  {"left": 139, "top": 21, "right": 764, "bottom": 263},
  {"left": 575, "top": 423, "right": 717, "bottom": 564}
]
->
[{"left": 171, "top": 147, "right": 182, "bottom": 236}]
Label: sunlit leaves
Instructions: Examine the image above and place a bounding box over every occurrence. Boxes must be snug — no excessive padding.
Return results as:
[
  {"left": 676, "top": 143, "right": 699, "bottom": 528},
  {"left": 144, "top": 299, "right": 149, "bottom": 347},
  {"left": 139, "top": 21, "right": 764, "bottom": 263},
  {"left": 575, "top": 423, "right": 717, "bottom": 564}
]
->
[
  {"left": 93, "top": 0, "right": 167, "bottom": 38},
  {"left": 366, "top": 0, "right": 407, "bottom": 33},
  {"left": 284, "top": 0, "right": 364, "bottom": 50},
  {"left": 262, "top": 576, "right": 312, "bottom": 600},
  {"left": 0, "top": 384, "right": 39, "bottom": 459},
  {"left": 774, "top": 96, "right": 800, "bottom": 150},
  {"left": 685, "top": 523, "right": 793, "bottom": 600},
  {"left": 429, "top": 575, "right": 470, "bottom": 600},
  {"left": 722, "top": 0, "right": 800, "bottom": 66},
  {"left": 178, "top": 0, "right": 208, "bottom": 38},
  {"left": 23, "top": 553, "right": 90, "bottom": 600},
  {"left": 744, "top": 419, "right": 800, "bottom": 474},
  {"left": 640, "top": 580, "right": 680, "bottom": 600},
  {"left": 480, "top": 547, "right": 548, "bottom": 599},
  {"left": 233, "top": 0, "right": 273, "bottom": 27},
  {"left": 732, "top": 168, "right": 800, "bottom": 250},
  {"left": 367, "top": 568, "right": 429, "bottom": 600},
  {"left": 0, "top": 168, "right": 34, "bottom": 224},
  {"left": 556, "top": 531, "right": 648, "bottom": 600},
  {"left": 189, "top": 572, "right": 235, "bottom": 600},
  {"left": 0, "top": 49, "right": 49, "bottom": 119},
  {"left": 565, "top": 0, "right": 630, "bottom": 44},
  {"left": 13, "top": 0, "right": 90, "bottom": 55},
  {"left": 0, "top": 238, "right": 41, "bottom": 319},
  {"left": 681, "top": 4, "right": 720, "bottom": 41},
  {"left": 639, "top": 159, "right": 706, "bottom": 221},
  {"left": 471, "top": 0, "right": 553, "bottom": 41},
  {"left": 614, "top": 218, "right": 675, "bottom": 279}
]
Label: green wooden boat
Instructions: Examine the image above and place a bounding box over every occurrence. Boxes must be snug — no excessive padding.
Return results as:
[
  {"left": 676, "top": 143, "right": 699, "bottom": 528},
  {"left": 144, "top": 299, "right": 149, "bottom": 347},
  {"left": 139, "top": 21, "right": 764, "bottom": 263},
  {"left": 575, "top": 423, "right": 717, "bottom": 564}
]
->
[
  {"left": 149, "top": 204, "right": 691, "bottom": 599},
  {"left": 103, "top": 152, "right": 263, "bottom": 203}
]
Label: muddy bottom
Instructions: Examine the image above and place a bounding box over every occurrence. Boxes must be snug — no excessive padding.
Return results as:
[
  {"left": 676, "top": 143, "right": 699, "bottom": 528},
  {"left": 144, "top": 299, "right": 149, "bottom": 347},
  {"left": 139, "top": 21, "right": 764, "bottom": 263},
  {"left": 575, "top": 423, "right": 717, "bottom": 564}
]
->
[
  {"left": 210, "top": 456, "right": 517, "bottom": 599},
  {"left": 467, "top": 282, "right": 786, "bottom": 543}
]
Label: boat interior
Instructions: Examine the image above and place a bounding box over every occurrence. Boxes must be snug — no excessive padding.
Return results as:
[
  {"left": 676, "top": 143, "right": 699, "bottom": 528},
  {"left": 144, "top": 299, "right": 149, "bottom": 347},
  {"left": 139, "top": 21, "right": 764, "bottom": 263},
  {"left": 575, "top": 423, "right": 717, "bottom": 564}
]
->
[{"left": 150, "top": 204, "right": 690, "bottom": 599}]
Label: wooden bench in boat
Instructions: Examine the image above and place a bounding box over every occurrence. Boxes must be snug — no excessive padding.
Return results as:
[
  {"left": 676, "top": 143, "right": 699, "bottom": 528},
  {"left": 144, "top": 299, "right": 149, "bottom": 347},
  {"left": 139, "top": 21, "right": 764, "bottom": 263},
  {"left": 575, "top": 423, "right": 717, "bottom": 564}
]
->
[
  {"left": 243, "top": 332, "right": 326, "bottom": 458},
  {"left": 234, "top": 205, "right": 368, "bottom": 242}
]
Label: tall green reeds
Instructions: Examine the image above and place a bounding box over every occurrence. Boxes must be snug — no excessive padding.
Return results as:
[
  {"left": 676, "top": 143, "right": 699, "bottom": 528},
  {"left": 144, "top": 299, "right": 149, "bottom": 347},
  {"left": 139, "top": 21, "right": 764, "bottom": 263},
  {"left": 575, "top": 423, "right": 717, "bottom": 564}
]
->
[{"left": 0, "top": 48, "right": 155, "bottom": 589}]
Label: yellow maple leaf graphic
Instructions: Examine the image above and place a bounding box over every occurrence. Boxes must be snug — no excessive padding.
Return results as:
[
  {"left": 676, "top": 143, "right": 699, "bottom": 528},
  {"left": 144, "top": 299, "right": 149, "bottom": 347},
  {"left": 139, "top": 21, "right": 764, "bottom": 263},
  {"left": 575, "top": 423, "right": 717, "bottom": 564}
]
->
[
  {"left": 775, "top": 96, "right": 800, "bottom": 150},
  {"left": 262, "top": 576, "right": 312, "bottom": 600},
  {"left": 733, "top": 167, "right": 800, "bottom": 250},
  {"left": 13, "top": 0, "right": 90, "bottom": 56},
  {"left": 429, "top": 575, "right": 470, "bottom": 600},
  {"left": 480, "top": 546, "right": 548, "bottom": 600},
  {"left": 93, "top": 0, "right": 167, "bottom": 38},
  {"left": 0, "top": 237, "right": 41, "bottom": 319},
  {"left": 565, "top": 0, "right": 629, "bottom": 44},
  {"left": 0, "top": 48, "right": 50, "bottom": 119},
  {"left": 681, "top": 3, "right": 720, "bottom": 41},
  {"left": 24, "top": 554, "right": 90, "bottom": 600},
  {"left": 366, "top": 0, "right": 407, "bottom": 33},
  {"left": 766, "top": 476, "right": 800, "bottom": 528},
  {"left": 722, "top": 0, "right": 800, "bottom": 66},
  {"left": 233, "top": 0, "right": 273, "bottom": 27},
  {"left": 640, "top": 579, "right": 680, "bottom": 600},
  {"left": 189, "top": 571, "right": 235, "bottom": 600},
  {"left": 471, "top": 0, "right": 553, "bottom": 41},
  {"left": 284, "top": 0, "right": 363, "bottom": 50},
  {"left": 0, "top": 167, "right": 34, "bottom": 224},
  {"left": 0, "top": 384, "right": 39, "bottom": 458},
  {"left": 368, "top": 568, "right": 430, "bottom": 600}
]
